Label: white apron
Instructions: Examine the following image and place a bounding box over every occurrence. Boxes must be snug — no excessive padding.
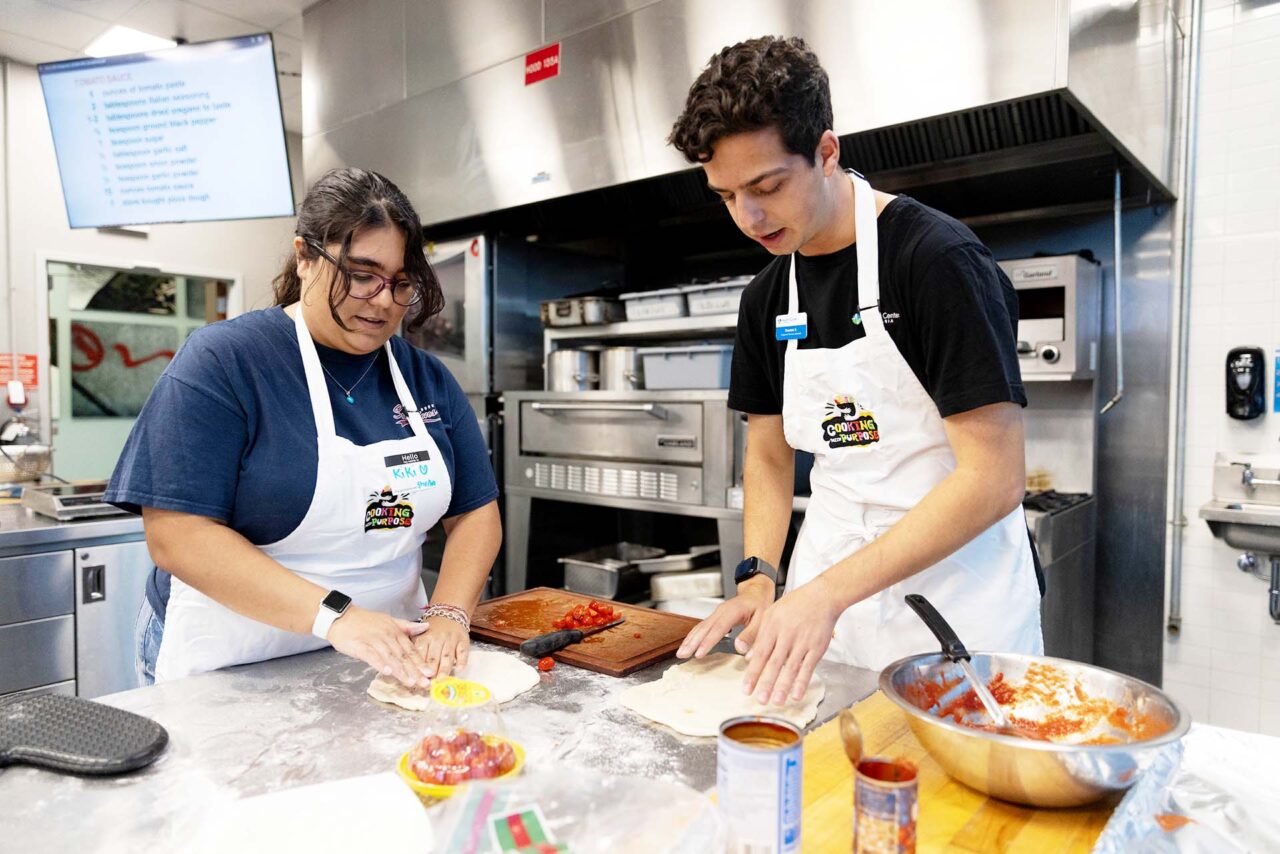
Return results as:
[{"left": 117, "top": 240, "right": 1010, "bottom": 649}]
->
[
  {"left": 154, "top": 307, "right": 453, "bottom": 681},
  {"left": 782, "top": 171, "right": 1042, "bottom": 671}
]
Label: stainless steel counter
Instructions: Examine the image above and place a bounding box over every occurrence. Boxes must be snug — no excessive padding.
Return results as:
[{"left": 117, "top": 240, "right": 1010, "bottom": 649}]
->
[
  {"left": 0, "top": 504, "right": 142, "bottom": 554},
  {"left": 0, "top": 641, "right": 878, "bottom": 852}
]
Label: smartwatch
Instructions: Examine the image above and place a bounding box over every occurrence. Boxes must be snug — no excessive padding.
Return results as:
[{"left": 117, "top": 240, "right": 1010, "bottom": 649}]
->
[
  {"left": 311, "top": 590, "right": 352, "bottom": 640},
  {"left": 734, "top": 556, "right": 778, "bottom": 587}
]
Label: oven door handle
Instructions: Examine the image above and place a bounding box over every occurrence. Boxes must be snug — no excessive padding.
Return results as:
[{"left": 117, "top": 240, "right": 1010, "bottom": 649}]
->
[{"left": 529, "top": 402, "right": 669, "bottom": 420}]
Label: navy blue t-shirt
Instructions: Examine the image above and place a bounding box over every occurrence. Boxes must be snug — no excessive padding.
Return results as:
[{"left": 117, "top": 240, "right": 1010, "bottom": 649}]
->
[{"left": 105, "top": 306, "right": 498, "bottom": 618}]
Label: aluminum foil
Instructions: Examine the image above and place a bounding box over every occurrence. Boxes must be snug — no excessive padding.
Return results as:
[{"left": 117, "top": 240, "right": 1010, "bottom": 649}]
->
[{"left": 1093, "top": 722, "right": 1280, "bottom": 852}]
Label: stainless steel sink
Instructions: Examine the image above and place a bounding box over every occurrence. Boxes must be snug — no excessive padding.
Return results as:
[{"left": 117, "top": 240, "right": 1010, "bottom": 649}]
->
[
  {"left": 1199, "top": 499, "right": 1280, "bottom": 552},
  {"left": 1201, "top": 454, "right": 1280, "bottom": 623}
]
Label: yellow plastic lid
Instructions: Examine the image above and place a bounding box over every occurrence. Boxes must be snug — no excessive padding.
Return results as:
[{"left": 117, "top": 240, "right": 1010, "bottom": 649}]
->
[{"left": 429, "top": 676, "right": 492, "bottom": 708}]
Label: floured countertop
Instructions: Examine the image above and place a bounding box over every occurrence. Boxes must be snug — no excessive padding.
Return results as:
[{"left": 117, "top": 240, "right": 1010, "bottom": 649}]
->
[{"left": 0, "top": 640, "right": 877, "bottom": 852}]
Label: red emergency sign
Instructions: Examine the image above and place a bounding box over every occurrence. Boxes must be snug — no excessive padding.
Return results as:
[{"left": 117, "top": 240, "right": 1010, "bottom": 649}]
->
[{"left": 524, "top": 44, "right": 561, "bottom": 86}]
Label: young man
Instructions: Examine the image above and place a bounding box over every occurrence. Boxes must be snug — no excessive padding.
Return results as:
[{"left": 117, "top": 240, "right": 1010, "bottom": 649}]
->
[{"left": 671, "top": 37, "right": 1043, "bottom": 705}]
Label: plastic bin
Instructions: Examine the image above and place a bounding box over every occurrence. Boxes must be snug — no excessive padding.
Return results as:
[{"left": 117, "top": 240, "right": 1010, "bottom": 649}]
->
[
  {"left": 637, "top": 344, "right": 733, "bottom": 390},
  {"left": 618, "top": 287, "right": 687, "bottom": 321},
  {"left": 681, "top": 277, "right": 751, "bottom": 317}
]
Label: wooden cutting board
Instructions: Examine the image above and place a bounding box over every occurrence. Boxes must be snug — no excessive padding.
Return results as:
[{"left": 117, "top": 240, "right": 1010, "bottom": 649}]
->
[
  {"left": 469, "top": 588, "right": 700, "bottom": 677},
  {"left": 800, "top": 691, "right": 1119, "bottom": 852}
]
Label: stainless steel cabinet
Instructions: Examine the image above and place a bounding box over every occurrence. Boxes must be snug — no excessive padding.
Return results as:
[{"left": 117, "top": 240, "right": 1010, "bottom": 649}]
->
[
  {"left": 0, "top": 617, "right": 74, "bottom": 695},
  {"left": 0, "top": 552, "right": 74, "bottom": 695},
  {"left": 0, "top": 551, "right": 72, "bottom": 625},
  {"left": 74, "top": 542, "right": 152, "bottom": 698}
]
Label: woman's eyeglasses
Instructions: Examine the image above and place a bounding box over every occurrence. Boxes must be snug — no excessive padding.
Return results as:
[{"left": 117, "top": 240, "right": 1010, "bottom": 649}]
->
[{"left": 305, "top": 239, "right": 422, "bottom": 306}]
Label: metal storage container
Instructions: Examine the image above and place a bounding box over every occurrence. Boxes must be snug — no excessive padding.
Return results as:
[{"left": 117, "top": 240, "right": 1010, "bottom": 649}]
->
[
  {"left": 546, "top": 349, "right": 599, "bottom": 392},
  {"left": 637, "top": 345, "right": 733, "bottom": 390},
  {"left": 618, "top": 287, "right": 687, "bottom": 321},
  {"left": 559, "top": 542, "right": 664, "bottom": 600},
  {"left": 540, "top": 296, "right": 624, "bottom": 327}
]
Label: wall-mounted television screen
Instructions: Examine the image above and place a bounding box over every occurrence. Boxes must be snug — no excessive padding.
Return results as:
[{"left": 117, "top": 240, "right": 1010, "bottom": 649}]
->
[{"left": 38, "top": 33, "right": 294, "bottom": 229}]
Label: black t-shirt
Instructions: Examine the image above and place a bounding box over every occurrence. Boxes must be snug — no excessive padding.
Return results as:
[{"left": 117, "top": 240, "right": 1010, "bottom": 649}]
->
[{"left": 728, "top": 195, "right": 1026, "bottom": 418}]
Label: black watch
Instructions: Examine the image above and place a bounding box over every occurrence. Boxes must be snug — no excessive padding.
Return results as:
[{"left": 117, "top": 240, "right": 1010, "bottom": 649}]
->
[
  {"left": 312, "top": 589, "right": 353, "bottom": 640},
  {"left": 734, "top": 556, "right": 778, "bottom": 587},
  {"left": 321, "top": 590, "right": 352, "bottom": 614}
]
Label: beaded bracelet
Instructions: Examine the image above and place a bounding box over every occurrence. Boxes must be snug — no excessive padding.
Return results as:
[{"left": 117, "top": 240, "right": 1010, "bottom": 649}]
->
[{"left": 420, "top": 603, "right": 470, "bottom": 632}]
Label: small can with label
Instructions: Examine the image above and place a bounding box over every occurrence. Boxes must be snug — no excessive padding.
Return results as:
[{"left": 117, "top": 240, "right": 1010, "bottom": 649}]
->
[
  {"left": 853, "top": 757, "right": 918, "bottom": 854},
  {"left": 717, "top": 715, "right": 803, "bottom": 854}
]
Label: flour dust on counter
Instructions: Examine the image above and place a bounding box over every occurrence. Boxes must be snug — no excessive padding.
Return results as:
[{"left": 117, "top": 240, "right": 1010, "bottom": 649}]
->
[
  {"left": 366, "top": 649, "right": 540, "bottom": 709},
  {"left": 619, "top": 652, "right": 826, "bottom": 737}
]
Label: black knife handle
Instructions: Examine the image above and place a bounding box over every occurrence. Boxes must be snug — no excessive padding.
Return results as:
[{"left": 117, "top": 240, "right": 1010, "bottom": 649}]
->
[
  {"left": 520, "top": 629, "right": 584, "bottom": 657},
  {"left": 904, "top": 594, "right": 970, "bottom": 662}
]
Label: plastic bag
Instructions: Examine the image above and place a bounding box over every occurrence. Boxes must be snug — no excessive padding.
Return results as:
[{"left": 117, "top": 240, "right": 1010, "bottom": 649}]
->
[{"left": 429, "top": 766, "right": 724, "bottom": 853}]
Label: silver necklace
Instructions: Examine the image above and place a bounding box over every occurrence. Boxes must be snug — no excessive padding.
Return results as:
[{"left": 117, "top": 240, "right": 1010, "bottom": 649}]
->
[{"left": 320, "top": 352, "right": 379, "bottom": 404}]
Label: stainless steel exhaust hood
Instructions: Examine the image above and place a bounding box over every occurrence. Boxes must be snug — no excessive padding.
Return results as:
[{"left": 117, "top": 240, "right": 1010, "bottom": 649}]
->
[{"left": 303, "top": 0, "right": 1181, "bottom": 228}]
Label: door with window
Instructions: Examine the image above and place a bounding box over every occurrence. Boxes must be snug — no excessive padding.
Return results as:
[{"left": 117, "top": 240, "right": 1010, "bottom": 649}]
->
[{"left": 47, "top": 261, "right": 233, "bottom": 481}]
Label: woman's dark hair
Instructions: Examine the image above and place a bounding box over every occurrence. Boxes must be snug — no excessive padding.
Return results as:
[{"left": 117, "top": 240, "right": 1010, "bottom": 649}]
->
[
  {"left": 668, "top": 36, "right": 832, "bottom": 164},
  {"left": 273, "top": 167, "right": 444, "bottom": 333}
]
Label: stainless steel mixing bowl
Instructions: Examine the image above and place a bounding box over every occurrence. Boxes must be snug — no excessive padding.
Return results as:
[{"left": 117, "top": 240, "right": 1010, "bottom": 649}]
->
[{"left": 879, "top": 652, "right": 1190, "bottom": 808}]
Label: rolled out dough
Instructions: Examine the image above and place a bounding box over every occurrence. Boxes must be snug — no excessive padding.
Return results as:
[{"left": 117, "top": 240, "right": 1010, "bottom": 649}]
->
[
  {"left": 367, "top": 649, "right": 540, "bottom": 709},
  {"left": 618, "top": 652, "right": 825, "bottom": 737}
]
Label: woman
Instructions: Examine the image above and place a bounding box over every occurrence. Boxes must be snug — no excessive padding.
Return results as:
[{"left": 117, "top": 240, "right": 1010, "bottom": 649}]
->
[{"left": 106, "top": 168, "right": 501, "bottom": 688}]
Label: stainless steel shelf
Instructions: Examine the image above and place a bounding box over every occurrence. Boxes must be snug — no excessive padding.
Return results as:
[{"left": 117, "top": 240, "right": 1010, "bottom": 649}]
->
[{"left": 543, "top": 314, "right": 737, "bottom": 355}]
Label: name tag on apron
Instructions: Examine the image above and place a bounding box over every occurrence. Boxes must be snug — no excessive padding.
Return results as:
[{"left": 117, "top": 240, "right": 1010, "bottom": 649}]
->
[
  {"left": 384, "top": 450, "right": 436, "bottom": 490},
  {"left": 776, "top": 312, "right": 808, "bottom": 341}
]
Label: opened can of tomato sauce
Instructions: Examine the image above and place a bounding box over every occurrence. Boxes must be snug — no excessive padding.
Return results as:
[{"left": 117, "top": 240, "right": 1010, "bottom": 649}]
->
[
  {"left": 717, "top": 715, "right": 803, "bottom": 853},
  {"left": 853, "top": 757, "right": 918, "bottom": 853}
]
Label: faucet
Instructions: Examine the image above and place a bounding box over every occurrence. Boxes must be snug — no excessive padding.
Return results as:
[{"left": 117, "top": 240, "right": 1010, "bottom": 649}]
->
[{"left": 1236, "top": 463, "right": 1280, "bottom": 490}]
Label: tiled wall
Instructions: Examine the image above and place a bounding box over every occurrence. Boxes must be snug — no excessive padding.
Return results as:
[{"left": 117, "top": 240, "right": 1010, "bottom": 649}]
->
[{"left": 1163, "top": 0, "right": 1280, "bottom": 735}]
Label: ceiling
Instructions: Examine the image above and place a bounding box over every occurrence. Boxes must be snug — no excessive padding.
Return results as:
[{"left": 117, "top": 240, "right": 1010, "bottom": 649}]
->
[{"left": 0, "top": 0, "right": 309, "bottom": 132}]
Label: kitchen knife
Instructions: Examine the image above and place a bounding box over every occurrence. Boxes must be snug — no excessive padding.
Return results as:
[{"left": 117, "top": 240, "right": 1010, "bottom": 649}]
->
[{"left": 519, "top": 617, "right": 626, "bottom": 658}]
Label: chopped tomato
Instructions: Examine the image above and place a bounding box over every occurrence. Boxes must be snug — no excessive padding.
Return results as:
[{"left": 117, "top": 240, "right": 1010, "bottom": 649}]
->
[
  {"left": 537, "top": 657, "right": 555, "bottom": 672},
  {"left": 550, "top": 600, "right": 620, "bottom": 632}
]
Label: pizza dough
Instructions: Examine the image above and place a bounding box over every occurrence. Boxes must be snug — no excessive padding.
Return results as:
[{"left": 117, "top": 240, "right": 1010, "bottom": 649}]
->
[
  {"left": 618, "top": 652, "right": 826, "bottom": 737},
  {"left": 367, "top": 649, "right": 540, "bottom": 709}
]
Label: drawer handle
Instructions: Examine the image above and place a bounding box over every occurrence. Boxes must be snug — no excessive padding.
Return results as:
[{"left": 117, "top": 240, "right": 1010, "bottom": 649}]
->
[
  {"left": 530, "top": 402, "right": 668, "bottom": 420},
  {"left": 82, "top": 564, "right": 106, "bottom": 603}
]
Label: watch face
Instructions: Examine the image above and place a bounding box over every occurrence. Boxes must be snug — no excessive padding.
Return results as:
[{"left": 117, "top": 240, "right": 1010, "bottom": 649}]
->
[
  {"left": 734, "top": 557, "right": 759, "bottom": 585},
  {"left": 322, "top": 590, "right": 352, "bottom": 612}
]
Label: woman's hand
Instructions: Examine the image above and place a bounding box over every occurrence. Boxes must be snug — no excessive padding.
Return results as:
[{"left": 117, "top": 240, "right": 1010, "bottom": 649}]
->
[
  {"left": 326, "top": 605, "right": 432, "bottom": 687},
  {"left": 412, "top": 616, "right": 471, "bottom": 679}
]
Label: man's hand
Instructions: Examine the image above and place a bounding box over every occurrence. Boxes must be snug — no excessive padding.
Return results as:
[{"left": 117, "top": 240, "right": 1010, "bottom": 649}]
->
[
  {"left": 327, "top": 606, "right": 432, "bottom": 687},
  {"left": 412, "top": 616, "right": 471, "bottom": 678},
  {"left": 741, "top": 574, "right": 841, "bottom": 705},
  {"left": 676, "top": 575, "right": 775, "bottom": 659}
]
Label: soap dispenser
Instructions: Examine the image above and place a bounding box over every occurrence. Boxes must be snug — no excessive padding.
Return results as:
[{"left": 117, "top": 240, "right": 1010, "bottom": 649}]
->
[{"left": 1226, "top": 347, "right": 1265, "bottom": 420}]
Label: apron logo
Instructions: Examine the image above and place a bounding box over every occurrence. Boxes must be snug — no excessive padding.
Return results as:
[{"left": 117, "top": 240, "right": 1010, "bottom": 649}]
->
[
  {"left": 821, "top": 394, "right": 880, "bottom": 449},
  {"left": 393, "top": 403, "right": 443, "bottom": 428},
  {"left": 364, "top": 486, "right": 415, "bottom": 531}
]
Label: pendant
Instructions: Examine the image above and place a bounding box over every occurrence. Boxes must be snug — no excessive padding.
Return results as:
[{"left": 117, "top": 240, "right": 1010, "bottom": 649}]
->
[{"left": 345, "top": 394, "right": 355, "bottom": 404}]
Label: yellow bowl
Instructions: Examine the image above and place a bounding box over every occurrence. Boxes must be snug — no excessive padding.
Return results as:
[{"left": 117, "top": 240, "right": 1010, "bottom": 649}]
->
[{"left": 396, "top": 735, "right": 526, "bottom": 800}]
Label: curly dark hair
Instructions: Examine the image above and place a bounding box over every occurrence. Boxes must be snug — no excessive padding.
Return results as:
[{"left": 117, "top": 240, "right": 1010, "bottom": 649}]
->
[
  {"left": 273, "top": 167, "right": 444, "bottom": 334},
  {"left": 668, "top": 36, "right": 833, "bottom": 164}
]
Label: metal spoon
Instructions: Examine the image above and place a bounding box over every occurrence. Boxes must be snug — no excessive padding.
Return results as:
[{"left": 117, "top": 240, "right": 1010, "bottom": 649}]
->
[{"left": 904, "top": 594, "right": 1016, "bottom": 733}]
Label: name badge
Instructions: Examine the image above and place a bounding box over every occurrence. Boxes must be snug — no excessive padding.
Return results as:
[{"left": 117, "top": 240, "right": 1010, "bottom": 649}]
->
[
  {"left": 775, "top": 312, "right": 808, "bottom": 341},
  {"left": 384, "top": 449, "right": 437, "bottom": 490}
]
